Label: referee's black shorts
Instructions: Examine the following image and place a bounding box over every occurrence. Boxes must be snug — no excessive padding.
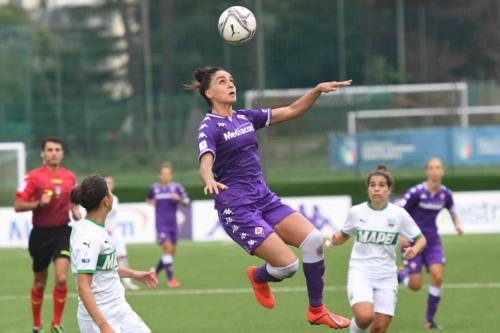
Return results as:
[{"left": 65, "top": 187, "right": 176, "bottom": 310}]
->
[{"left": 28, "top": 225, "right": 72, "bottom": 272}]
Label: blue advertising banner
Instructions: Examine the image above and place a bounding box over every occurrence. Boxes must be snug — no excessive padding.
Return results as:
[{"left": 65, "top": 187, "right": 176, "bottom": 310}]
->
[{"left": 331, "top": 126, "right": 500, "bottom": 170}]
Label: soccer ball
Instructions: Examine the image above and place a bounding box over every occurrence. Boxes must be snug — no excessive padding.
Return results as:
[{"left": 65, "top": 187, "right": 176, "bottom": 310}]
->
[{"left": 218, "top": 6, "right": 257, "bottom": 45}]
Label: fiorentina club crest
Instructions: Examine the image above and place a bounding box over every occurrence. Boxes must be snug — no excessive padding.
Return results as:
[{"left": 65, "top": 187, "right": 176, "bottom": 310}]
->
[{"left": 254, "top": 227, "right": 264, "bottom": 236}]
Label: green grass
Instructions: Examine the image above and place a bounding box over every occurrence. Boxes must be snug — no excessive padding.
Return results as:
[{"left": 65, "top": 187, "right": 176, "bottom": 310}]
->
[{"left": 0, "top": 234, "right": 499, "bottom": 332}]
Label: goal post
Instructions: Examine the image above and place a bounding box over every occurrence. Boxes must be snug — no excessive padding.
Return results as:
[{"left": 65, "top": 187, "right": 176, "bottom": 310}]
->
[{"left": 245, "top": 82, "right": 469, "bottom": 110}]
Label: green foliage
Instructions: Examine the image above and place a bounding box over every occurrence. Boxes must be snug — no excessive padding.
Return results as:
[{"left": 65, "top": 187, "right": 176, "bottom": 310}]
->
[{"left": 2, "top": 1, "right": 500, "bottom": 180}]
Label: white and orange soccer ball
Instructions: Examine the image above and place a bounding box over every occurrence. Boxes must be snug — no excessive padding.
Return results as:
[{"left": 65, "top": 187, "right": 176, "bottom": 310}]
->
[{"left": 218, "top": 6, "right": 257, "bottom": 45}]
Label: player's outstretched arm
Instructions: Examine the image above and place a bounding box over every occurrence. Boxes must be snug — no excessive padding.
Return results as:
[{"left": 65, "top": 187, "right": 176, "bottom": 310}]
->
[
  {"left": 271, "top": 80, "right": 352, "bottom": 125},
  {"left": 326, "top": 231, "right": 350, "bottom": 249},
  {"left": 77, "top": 274, "right": 115, "bottom": 333},
  {"left": 118, "top": 268, "right": 158, "bottom": 289}
]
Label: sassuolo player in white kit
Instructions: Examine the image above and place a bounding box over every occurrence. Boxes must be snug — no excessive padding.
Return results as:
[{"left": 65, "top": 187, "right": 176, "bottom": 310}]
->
[
  {"left": 70, "top": 175, "right": 157, "bottom": 333},
  {"left": 328, "top": 165, "right": 427, "bottom": 333}
]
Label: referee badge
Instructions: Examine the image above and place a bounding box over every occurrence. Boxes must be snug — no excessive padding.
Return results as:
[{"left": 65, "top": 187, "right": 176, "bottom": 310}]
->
[{"left": 54, "top": 185, "right": 62, "bottom": 198}]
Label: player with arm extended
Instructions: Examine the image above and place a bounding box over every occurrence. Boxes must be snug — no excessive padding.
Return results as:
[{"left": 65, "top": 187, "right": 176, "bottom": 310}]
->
[
  {"left": 104, "top": 176, "right": 140, "bottom": 291},
  {"left": 328, "top": 165, "right": 426, "bottom": 333},
  {"left": 148, "top": 162, "right": 190, "bottom": 288},
  {"left": 397, "top": 158, "right": 463, "bottom": 329},
  {"left": 188, "top": 66, "right": 352, "bottom": 329},
  {"left": 70, "top": 175, "right": 157, "bottom": 333},
  {"left": 14, "top": 138, "right": 81, "bottom": 333}
]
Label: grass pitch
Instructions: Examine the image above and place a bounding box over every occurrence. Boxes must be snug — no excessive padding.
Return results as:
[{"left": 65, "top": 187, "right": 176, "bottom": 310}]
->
[{"left": 0, "top": 234, "right": 498, "bottom": 332}]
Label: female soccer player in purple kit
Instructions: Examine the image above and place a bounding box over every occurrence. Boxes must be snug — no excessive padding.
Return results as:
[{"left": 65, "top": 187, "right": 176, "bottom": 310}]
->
[
  {"left": 188, "top": 66, "right": 352, "bottom": 329},
  {"left": 148, "top": 162, "right": 190, "bottom": 288},
  {"left": 398, "top": 158, "right": 464, "bottom": 329}
]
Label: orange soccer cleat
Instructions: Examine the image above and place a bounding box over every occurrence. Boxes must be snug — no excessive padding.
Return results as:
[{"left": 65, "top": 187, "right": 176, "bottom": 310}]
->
[
  {"left": 246, "top": 266, "right": 276, "bottom": 309},
  {"left": 167, "top": 278, "right": 181, "bottom": 288},
  {"left": 307, "top": 305, "right": 351, "bottom": 329}
]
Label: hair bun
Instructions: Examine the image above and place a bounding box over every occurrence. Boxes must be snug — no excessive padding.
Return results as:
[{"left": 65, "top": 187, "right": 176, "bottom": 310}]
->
[
  {"left": 194, "top": 68, "right": 207, "bottom": 83},
  {"left": 376, "top": 164, "right": 389, "bottom": 172},
  {"left": 70, "top": 186, "right": 82, "bottom": 205}
]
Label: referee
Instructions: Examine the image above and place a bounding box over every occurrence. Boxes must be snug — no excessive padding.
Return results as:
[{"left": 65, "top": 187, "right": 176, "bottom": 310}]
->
[{"left": 14, "top": 138, "right": 81, "bottom": 333}]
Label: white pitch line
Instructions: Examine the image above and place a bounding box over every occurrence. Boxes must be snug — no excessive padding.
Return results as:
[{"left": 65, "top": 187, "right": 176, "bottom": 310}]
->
[{"left": 1, "top": 282, "right": 499, "bottom": 301}]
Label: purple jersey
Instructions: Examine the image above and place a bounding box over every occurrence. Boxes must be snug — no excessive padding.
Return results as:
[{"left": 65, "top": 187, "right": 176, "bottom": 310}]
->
[
  {"left": 400, "top": 182, "right": 456, "bottom": 244},
  {"left": 148, "top": 182, "right": 190, "bottom": 230},
  {"left": 197, "top": 109, "right": 272, "bottom": 209}
]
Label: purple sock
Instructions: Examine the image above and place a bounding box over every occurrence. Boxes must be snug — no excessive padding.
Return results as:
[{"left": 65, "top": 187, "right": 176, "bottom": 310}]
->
[
  {"left": 155, "top": 259, "right": 163, "bottom": 274},
  {"left": 254, "top": 264, "right": 282, "bottom": 282},
  {"left": 426, "top": 294, "right": 440, "bottom": 322},
  {"left": 165, "top": 263, "right": 174, "bottom": 280},
  {"left": 303, "top": 260, "right": 325, "bottom": 307}
]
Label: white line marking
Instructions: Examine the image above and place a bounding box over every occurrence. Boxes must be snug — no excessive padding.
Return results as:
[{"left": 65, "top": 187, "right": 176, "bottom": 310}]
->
[{"left": 1, "top": 282, "right": 499, "bottom": 301}]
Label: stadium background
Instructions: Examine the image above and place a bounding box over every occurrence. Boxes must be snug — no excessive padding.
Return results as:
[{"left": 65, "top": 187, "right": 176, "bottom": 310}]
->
[
  {"left": 0, "top": 0, "right": 500, "bottom": 332},
  {"left": 1, "top": 0, "right": 500, "bottom": 204}
]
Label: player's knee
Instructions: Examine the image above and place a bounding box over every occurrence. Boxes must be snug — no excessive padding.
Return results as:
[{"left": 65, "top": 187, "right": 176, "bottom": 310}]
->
[
  {"left": 430, "top": 274, "right": 442, "bottom": 286},
  {"left": 299, "top": 229, "right": 324, "bottom": 263},
  {"left": 355, "top": 313, "right": 374, "bottom": 328},
  {"left": 408, "top": 283, "right": 422, "bottom": 291},
  {"left": 55, "top": 276, "right": 67, "bottom": 287},
  {"left": 33, "top": 279, "right": 46, "bottom": 291},
  {"left": 267, "top": 259, "right": 299, "bottom": 280}
]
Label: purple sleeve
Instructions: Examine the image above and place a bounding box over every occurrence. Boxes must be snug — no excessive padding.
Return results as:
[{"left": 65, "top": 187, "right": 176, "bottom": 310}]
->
[
  {"left": 147, "top": 186, "right": 155, "bottom": 200},
  {"left": 445, "top": 190, "right": 457, "bottom": 219},
  {"left": 239, "top": 108, "right": 271, "bottom": 130},
  {"left": 176, "top": 184, "right": 190, "bottom": 204},
  {"left": 197, "top": 120, "right": 217, "bottom": 162},
  {"left": 148, "top": 186, "right": 155, "bottom": 199},
  {"left": 400, "top": 186, "right": 419, "bottom": 213}
]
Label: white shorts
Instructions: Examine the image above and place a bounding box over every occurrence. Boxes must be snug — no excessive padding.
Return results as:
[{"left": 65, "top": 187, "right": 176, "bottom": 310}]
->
[
  {"left": 347, "top": 271, "right": 398, "bottom": 316},
  {"left": 78, "top": 302, "right": 150, "bottom": 333},
  {"left": 111, "top": 230, "right": 127, "bottom": 257}
]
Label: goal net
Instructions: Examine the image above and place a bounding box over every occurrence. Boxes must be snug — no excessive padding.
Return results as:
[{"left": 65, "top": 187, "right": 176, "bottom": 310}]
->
[
  {"left": 243, "top": 83, "right": 468, "bottom": 173},
  {"left": 0, "top": 143, "right": 26, "bottom": 206}
]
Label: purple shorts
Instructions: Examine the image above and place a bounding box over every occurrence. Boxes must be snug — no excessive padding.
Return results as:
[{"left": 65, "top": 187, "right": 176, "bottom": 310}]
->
[
  {"left": 402, "top": 241, "right": 445, "bottom": 274},
  {"left": 157, "top": 229, "right": 177, "bottom": 245},
  {"left": 216, "top": 192, "right": 295, "bottom": 254}
]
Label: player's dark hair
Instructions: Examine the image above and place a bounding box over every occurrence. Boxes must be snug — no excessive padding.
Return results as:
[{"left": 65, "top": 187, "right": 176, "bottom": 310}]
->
[
  {"left": 71, "top": 175, "right": 109, "bottom": 212},
  {"left": 41, "top": 137, "right": 64, "bottom": 151},
  {"left": 366, "top": 164, "right": 393, "bottom": 189},
  {"left": 184, "top": 66, "right": 224, "bottom": 106}
]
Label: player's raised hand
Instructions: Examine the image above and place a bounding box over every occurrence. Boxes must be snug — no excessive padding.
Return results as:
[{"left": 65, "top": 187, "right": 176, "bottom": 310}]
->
[
  {"left": 204, "top": 180, "right": 229, "bottom": 195},
  {"left": 316, "top": 80, "right": 352, "bottom": 93}
]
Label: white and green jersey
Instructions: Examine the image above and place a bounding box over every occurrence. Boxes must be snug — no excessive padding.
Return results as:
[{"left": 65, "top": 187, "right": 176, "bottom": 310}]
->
[
  {"left": 342, "top": 202, "right": 423, "bottom": 277},
  {"left": 70, "top": 218, "right": 125, "bottom": 319}
]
